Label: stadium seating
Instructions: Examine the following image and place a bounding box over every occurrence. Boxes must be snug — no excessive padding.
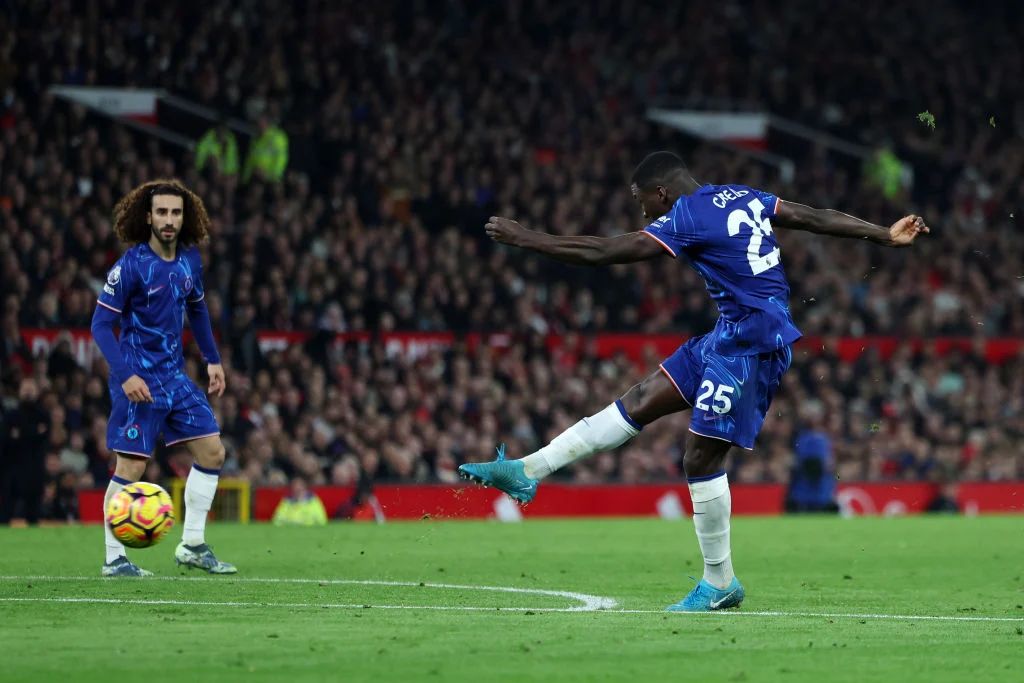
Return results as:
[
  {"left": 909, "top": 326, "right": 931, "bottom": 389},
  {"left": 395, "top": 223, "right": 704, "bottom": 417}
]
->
[{"left": 1, "top": 0, "right": 1021, "bottom": 518}]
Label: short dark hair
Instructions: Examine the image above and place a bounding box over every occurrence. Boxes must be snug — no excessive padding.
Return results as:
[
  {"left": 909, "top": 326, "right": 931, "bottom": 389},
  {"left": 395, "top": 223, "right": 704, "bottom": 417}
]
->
[{"left": 631, "top": 151, "right": 688, "bottom": 191}]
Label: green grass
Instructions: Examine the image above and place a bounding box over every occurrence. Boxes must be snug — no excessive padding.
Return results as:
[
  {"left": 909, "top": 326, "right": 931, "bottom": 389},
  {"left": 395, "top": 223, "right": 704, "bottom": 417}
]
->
[{"left": 1, "top": 516, "right": 1022, "bottom": 683}]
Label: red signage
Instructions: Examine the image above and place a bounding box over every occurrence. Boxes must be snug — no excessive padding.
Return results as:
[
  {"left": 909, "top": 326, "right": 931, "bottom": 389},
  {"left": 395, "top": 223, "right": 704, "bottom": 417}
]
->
[{"left": 77, "top": 481, "right": 1023, "bottom": 523}]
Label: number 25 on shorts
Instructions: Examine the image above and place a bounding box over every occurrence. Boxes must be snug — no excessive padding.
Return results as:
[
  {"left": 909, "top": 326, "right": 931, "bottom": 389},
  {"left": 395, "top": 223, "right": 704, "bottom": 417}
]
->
[{"left": 694, "top": 381, "right": 735, "bottom": 414}]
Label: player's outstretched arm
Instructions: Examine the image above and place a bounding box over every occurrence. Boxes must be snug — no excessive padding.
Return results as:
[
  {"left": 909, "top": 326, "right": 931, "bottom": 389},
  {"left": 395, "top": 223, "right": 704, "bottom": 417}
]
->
[
  {"left": 484, "top": 216, "right": 666, "bottom": 265},
  {"left": 773, "top": 201, "right": 929, "bottom": 247}
]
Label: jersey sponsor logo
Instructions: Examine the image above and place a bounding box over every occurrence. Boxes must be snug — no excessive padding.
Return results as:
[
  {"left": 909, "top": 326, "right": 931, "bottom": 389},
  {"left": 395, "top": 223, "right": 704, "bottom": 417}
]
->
[
  {"left": 107, "top": 265, "right": 122, "bottom": 286},
  {"left": 657, "top": 216, "right": 670, "bottom": 224},
  {"left": 103, "top": 285, "right": 116, "bottom": 295}
]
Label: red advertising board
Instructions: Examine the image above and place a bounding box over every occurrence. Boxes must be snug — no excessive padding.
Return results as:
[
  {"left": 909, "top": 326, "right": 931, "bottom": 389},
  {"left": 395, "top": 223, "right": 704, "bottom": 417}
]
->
[{"left": 78, "top": 481, "right": 1023, "bottom": 523}]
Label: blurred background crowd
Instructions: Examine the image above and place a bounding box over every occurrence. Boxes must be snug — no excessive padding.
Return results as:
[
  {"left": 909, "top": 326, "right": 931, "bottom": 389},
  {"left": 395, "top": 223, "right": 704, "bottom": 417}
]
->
[{"left": 1, "top": 0, "right": 1022, "bottom": 521}]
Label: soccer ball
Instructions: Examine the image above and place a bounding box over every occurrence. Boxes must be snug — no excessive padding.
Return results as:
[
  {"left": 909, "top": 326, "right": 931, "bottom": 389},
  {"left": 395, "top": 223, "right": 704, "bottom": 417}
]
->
[{"left": 106, "top": 482, "right": 175, "bottom": 548}]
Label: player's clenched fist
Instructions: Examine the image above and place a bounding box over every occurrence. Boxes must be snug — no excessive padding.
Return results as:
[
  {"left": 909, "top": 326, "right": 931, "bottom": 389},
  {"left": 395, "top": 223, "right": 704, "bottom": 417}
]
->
[
  {"left": 888, "top": 214, "right": 930, "bottom": 247},
  {"left": 121, "top": 374, "right": 154, "bottom": 403},
  {"left": 485, "top": 216, "right": 528, "bottom": 247}
]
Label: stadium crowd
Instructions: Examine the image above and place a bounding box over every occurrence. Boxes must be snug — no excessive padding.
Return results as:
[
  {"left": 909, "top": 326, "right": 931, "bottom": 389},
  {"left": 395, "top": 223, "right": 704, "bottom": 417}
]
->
[{"left": 1, "top": 0, "right": 1022, "bottom": 520}]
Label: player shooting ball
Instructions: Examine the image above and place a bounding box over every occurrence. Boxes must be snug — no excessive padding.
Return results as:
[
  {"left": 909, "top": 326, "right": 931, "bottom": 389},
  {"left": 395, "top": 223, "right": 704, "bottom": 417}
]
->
[
  {"left": 461, "top": 151, "right": 928, "bottom": 611},
  {"left": 91, "top": 179, "right": 237, "bottom": 577}
]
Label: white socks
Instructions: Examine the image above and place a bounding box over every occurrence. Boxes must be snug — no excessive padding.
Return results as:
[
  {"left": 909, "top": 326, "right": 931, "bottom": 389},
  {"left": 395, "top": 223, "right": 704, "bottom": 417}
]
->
[
  {"left": 103, "top": 475, "right": 132, "bottom": 563},
  {"left": 520, "top": 400, "right": 641, "bottom": 479},
  {"left": 689, "top": 472, "right": 735, "bottom": 590},
  {"left": 183, "top": 464, "right": 220, "bottom": 546}
]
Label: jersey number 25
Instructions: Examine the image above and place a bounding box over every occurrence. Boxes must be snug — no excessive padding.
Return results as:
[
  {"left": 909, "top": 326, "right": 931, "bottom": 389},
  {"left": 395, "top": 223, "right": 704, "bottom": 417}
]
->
[{"left": 727, "top": 198, "right": 781, "bottom": 276}]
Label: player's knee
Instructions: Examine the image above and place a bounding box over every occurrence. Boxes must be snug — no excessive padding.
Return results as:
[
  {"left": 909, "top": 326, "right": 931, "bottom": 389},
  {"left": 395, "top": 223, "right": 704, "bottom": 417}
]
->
[
  {"left": 201, "top": 442, "right": 227, "bottom": 469},
  {"left": 682, "top": 441, "right": 727, "bottom": 478},
  {"left": 619, "top": 381, "right": 646, "bottom": 415},
  {"left": 115, "top": 454, "right": 148, "bottom": 481},
  {"left": 622, "top": 381, "right": 663, "bottom": 426},
  {"left": 682, "top": 448, "right": 710, "bottom": 478}
]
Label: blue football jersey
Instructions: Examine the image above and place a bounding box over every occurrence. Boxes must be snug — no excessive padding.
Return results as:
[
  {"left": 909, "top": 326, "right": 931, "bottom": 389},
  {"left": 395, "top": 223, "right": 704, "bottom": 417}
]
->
[
  {"left": 97, "top": 243, "right": 207, "bottom": 391},
  {"left": 643, "top": 184, "right": 802, "bottom": 355}
]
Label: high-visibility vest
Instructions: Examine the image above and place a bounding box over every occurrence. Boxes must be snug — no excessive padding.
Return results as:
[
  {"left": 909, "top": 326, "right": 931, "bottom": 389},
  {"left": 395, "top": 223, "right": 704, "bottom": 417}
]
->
[
  {"left": 195, "top": 128, "right": 240, "bottom": 176},
  {"left": 272, "top": 493, "right": 328, "bottom": 526},
  {"left": 243, "top": 126, "right": 289, "bottom": 182},
  {"left": 865, "top": 148, "right": 904, "bottom": 199}
]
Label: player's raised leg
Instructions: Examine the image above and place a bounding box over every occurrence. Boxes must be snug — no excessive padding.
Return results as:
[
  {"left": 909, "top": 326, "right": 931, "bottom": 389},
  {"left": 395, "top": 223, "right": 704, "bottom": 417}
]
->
[
  {"left": 173, "top": 434, "right": 237, "bottom": 574},
  {"left": 458, "top": 368, "right": 688, "bottom": 503},
  {"left": 101, "top": 453, "right": 152, "bottom": 577}
]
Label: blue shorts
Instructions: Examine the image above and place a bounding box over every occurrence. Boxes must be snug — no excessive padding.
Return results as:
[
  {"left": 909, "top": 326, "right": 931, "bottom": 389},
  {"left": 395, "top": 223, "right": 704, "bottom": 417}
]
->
[
  {"left": 660, "top": 334, "right": 792, "bottom": 450},
  {"left": 107, "top": 374, "right": 220, "bottom": 457}
]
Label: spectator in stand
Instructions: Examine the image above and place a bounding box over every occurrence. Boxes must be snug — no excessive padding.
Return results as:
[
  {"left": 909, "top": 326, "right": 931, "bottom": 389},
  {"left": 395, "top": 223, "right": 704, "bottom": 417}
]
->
[
  {"left": 864, "top": 147, "right": 909, "bottom": 201},
  {"left": 242, "top": 115, "right": 288, "bottom": 184},
  {"left": 0, "top": 378, "right": 49, "bottom": 524},
  {"left": 785, "top": 408, "right": 838, "bottom": 513},
  {"left": 926, "top": 480, "right": 960, "bottom": 514},
  {"left": 195, "top": 118, "right": 240, "bottom": 179},
  {"left": 272, "top": 475, "right": 328, "bottom": 526}
]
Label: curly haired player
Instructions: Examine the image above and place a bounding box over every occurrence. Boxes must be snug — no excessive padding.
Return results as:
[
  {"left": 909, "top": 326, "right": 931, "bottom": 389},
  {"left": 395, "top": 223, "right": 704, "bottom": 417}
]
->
[{"left": 91, "top": 179, "right": 236, "bottom": 576}]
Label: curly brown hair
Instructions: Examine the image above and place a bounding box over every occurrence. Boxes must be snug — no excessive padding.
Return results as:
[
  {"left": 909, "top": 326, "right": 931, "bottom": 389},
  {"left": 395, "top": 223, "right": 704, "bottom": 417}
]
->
[{"left": 112, "top": 178, "right": 211, "bottom": 246}]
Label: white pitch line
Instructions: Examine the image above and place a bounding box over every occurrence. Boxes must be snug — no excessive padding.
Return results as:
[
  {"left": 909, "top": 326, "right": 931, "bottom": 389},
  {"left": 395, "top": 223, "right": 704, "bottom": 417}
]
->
[
  {"left": 608, "top": 608, "right": 1024, "bottom": 623},
  {"left": 1, "top": 597, "right": 1021, "bottom": 622},
  {"left": 0, "top": 576, "right": 1020, "bottom": 623},
  {"left": 0, "top": 597, "right": 595, "bottom": 613},
  {"left": 0, "top": 575, "right": 617, "bottom": 612}
]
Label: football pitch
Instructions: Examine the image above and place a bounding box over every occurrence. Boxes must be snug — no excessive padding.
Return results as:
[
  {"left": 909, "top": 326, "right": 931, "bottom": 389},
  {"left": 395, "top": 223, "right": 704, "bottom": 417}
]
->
[{"left": 1, "top": 516, "right": 1021, "bottom": 682}]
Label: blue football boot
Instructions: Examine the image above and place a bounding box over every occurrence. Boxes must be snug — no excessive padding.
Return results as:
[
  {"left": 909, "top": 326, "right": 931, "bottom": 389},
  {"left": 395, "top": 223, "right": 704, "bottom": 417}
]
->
[
  {"left": 458, "top": 444, "right": 538, "bottom": 505},
  {"left": 667, "top": 576, "right": 745, "bottom": 612},
  {"left": 101, "top": 556, "right": 152, "bottom": 577}
]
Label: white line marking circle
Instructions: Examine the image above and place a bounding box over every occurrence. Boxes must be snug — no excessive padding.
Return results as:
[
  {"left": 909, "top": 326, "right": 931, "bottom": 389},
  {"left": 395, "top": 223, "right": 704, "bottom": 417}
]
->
[
  {"left": 0, "top": 576, "right": 1020, "bottom": 622},
  {"left": 0, "top": 575, "right": 618, "bottom": 612}
]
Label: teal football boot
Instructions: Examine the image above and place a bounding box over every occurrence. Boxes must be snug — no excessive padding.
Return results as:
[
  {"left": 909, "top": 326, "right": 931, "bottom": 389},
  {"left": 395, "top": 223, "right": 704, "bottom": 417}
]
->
[
  {"left": 667, "top": 577, "right": 745, "bottom": 612},
  {"left": 458, "top": 444, "right": 538, "bottom": 505}
]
